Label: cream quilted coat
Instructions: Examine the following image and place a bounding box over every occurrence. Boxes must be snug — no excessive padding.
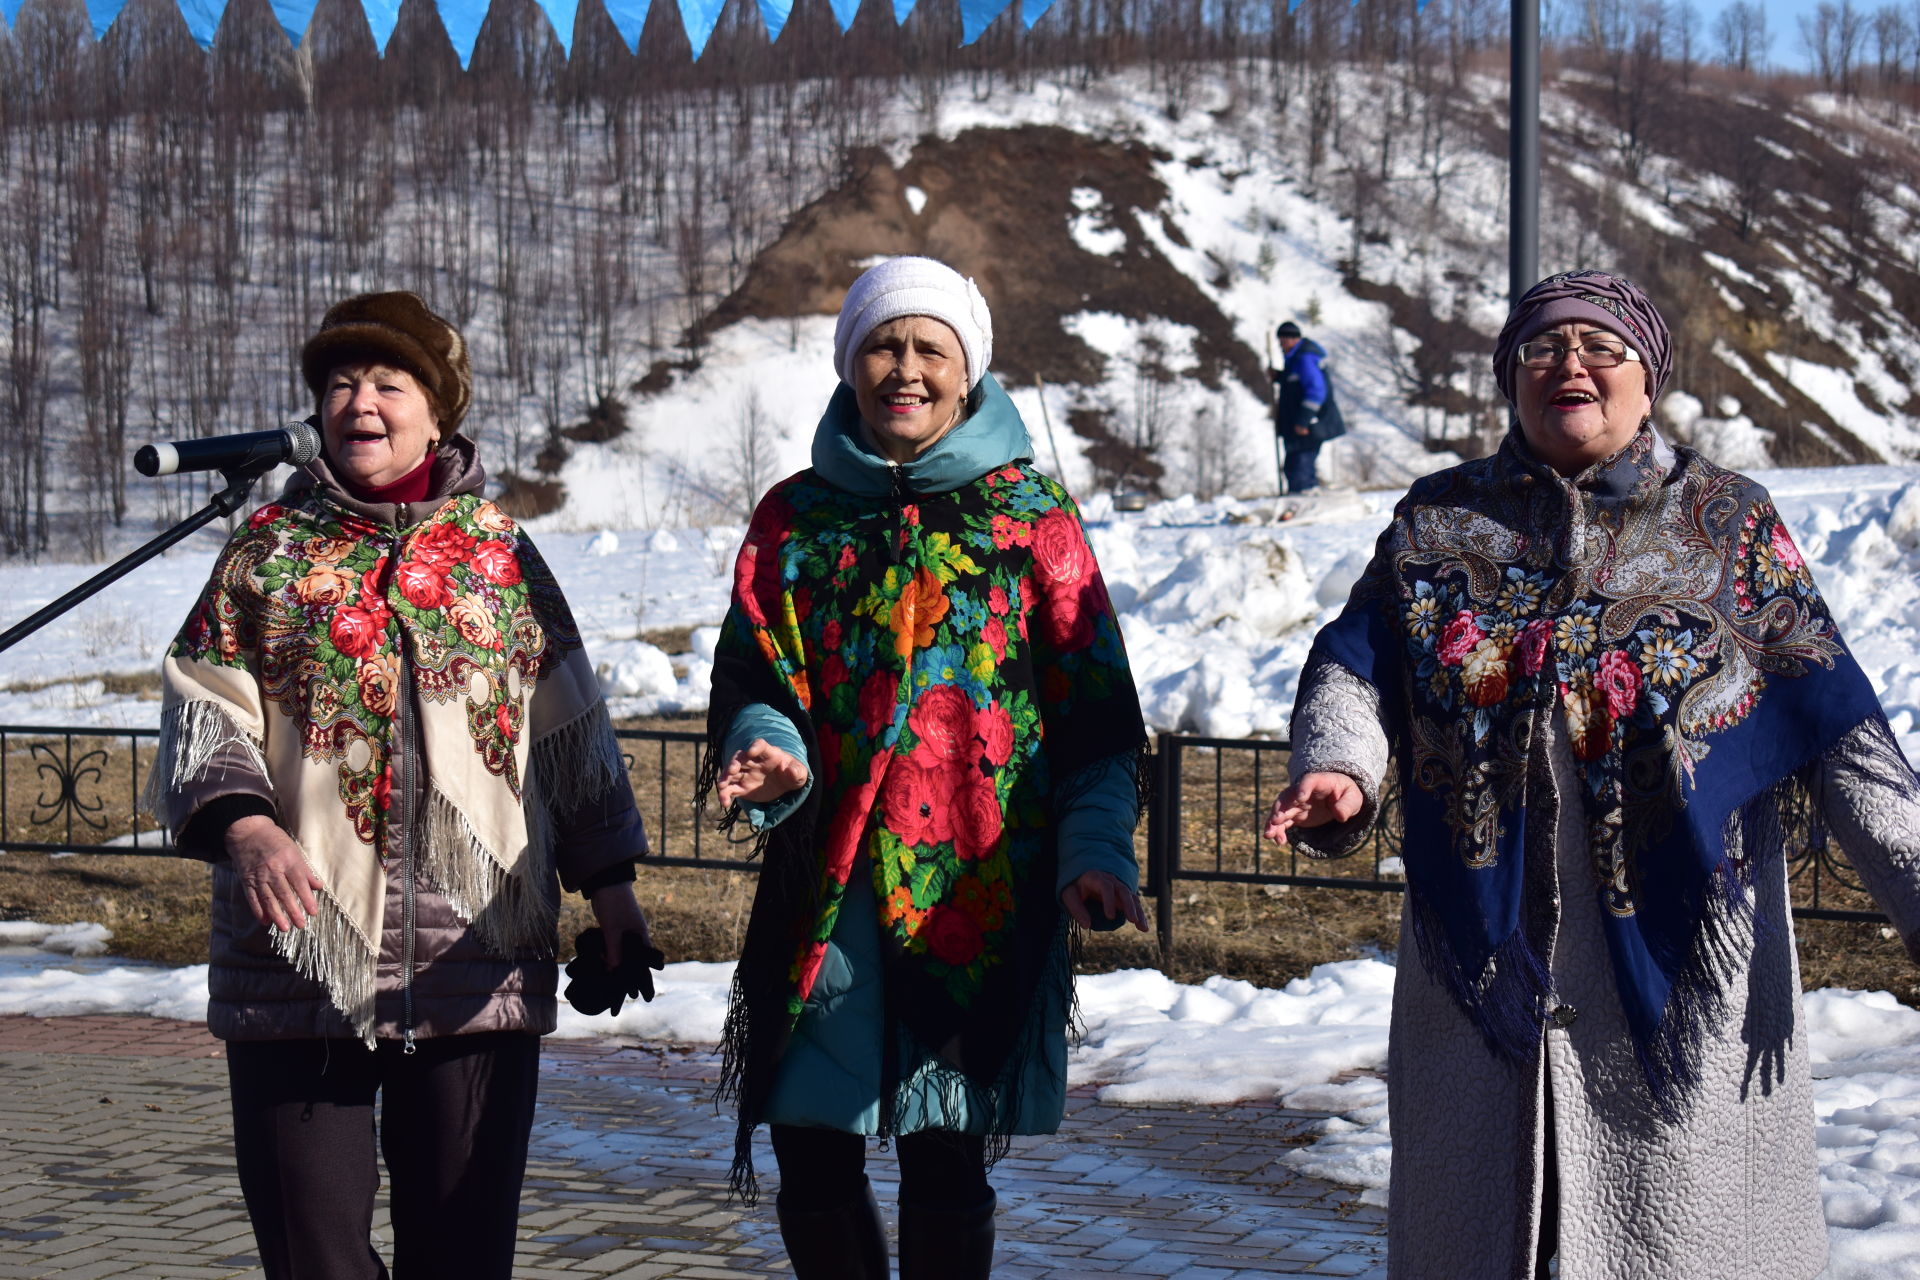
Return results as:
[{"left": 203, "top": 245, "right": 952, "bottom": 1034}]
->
[{"left": 1289, "top": 661, "right": 1920, "bottom": 1280}]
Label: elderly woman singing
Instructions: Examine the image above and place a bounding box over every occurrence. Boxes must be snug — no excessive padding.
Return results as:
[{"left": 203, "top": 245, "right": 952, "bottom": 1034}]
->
[
  {"left": 1266, "top": 270, "right": 1920, "bottom": 1279},
  {"left": 152, "top": 292, "right": 652, "bottom": 1280},
  {"left": 700, "top": 257, "right": 1149, "bottom": 1279}
]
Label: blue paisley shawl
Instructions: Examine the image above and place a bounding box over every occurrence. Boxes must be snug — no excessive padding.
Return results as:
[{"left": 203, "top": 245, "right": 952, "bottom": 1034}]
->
[{"left": 1311, "top": 425, "right": 1885, "bottom": 1113}]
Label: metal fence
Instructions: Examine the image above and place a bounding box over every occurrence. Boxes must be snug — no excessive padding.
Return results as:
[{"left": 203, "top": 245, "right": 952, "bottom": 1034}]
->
[
  {"left": 1143, "top": 732, "right": 1892, "bottom": 955},
  {"left": 3, "top": 723, "right": 1892, "bottom": 940},
  {"left": 0, "top": 723, "right": 756, "bottom": 871}
]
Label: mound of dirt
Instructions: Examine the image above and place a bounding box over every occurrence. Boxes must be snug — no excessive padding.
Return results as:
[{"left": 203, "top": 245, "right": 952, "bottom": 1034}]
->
[{"left": 698, "top": 124, "right": 1268, "bottom": 403}]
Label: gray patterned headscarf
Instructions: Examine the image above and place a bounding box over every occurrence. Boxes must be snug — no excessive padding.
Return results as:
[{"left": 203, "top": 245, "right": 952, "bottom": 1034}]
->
[{"left": 1493, "top": 270, "right": 1672, "bottom": 404}]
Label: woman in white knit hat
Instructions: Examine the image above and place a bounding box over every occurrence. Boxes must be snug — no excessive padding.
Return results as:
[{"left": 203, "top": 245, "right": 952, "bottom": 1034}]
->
[{"left": 699, "top": 256, "right": 1150, "bottom": 1278}]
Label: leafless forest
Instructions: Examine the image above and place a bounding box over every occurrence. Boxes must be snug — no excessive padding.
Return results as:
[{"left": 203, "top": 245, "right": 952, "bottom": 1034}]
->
[{"left": 2, "top": 0, "right": 1917, "bottom": 558}]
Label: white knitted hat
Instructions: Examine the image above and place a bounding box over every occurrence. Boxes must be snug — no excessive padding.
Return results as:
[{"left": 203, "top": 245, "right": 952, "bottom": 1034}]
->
[{"left": 833, "top": 256, "right": 994, "bottom": 391}]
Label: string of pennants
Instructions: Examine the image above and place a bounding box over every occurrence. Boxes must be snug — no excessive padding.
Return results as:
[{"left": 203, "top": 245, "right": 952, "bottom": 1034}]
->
[{"left": 0, "top": 0, "right": 1098, "bottom": 62}]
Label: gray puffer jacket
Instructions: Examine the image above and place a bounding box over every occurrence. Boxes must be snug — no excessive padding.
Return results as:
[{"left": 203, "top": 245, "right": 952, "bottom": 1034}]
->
[{"left": 175, "top": 436, "right": 645, "bottom": 1041}]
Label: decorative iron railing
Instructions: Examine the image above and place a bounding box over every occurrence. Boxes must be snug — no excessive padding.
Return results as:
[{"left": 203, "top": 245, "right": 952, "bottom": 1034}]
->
[
  {"left": 0, "top": 723, "right": 755, "bottom": 871},
  {"left": 1141, "top": 732, "right": 1892, "bottom": 958},
  {"left": 5, "top": 724, "right": 1893, "bottom": 940}
]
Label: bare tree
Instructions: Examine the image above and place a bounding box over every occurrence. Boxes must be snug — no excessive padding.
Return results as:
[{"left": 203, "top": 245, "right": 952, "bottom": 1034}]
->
[
  {"left": 727, "top": 389, "right": 781, "bottom": 521},
  {"left": 1714, "top": 0, "right": 1770, "bottom": 70}
]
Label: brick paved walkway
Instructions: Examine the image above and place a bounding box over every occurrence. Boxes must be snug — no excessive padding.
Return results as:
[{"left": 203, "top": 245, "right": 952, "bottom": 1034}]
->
[{"left": 0, "top": 1015, "right": 1386, "bottom": 1279}]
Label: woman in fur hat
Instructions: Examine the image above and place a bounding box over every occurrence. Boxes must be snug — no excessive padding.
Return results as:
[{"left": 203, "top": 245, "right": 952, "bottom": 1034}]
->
[
  {"left": 701, "top": 256, "right": 1150, "bottom": 1278},
  {"left": 151, "top": 291, "right": 654, "bottom": 1280},
  {"left": 1265, "top": 270, "right": 1920, "bottom": 1279}
]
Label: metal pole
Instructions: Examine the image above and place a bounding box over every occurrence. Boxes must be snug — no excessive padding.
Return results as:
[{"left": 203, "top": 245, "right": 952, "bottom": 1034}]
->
[
  {"left": 1154, "top": 734, "right": 1179, "bottom": 968},
  {"left": 1510, "top": 0, "right": 1540, "bottom": 308},
  {"left": 0, "top": 470, "right": 264, "bottom": 656}
]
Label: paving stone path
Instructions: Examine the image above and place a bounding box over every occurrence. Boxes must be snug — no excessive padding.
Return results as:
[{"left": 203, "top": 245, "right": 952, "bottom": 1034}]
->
[{"left": 0, "top": 1015, "right": 1386, "bottom": 1278}]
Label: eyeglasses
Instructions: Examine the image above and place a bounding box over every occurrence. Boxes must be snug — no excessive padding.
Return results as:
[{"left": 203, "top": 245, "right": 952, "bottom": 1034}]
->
[{"left": 1515, "top": 339, "right": 1642, "bottom": 369}]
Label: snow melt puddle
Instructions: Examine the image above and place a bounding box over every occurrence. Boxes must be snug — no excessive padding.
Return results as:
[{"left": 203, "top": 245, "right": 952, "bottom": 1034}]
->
[{"left": 3, "top": 928, "right": 1918, "bottom": 1271}]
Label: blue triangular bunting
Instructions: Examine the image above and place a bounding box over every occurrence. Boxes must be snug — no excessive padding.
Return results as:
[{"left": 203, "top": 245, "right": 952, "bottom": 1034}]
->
[
  {"left": 676, "top": 0, "right": 720, "bottom": 55},
  {"left": 83, "top": 0, "right": 125, "bottom": 38},
  {"left": 0, "top": 0, "right": 1430, "bottom": 53},
  {"left": 958, "top": 0, "right": 1009, "bottom": 43},
  {"left": 175, "top": 0, "right": 227, "bottom": 42},
  {"left": 269, "top": 0, "right": 317, "bottom": 43},
  {"left": 532, "top": 0, "right": 575, "bottom": 49},
  {"left": 359, "top": 0, "right": 400, "bottom": 46},
  {"left": 438, "top": 0, "right": 484, "bottom": 62},
  {"left": 600, "top": 0, "right": 643, "bottom": 46}
]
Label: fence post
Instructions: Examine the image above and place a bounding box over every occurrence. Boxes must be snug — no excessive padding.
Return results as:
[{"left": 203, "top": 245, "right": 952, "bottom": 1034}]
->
[{"left": 1153, "top": 733, "right": 1178, "bottom": 968}]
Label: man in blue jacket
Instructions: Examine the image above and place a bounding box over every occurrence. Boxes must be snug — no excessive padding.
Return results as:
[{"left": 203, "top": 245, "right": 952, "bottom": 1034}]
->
[{"left": 1268, "top": 321, "right": 1346, "bottom": 494}]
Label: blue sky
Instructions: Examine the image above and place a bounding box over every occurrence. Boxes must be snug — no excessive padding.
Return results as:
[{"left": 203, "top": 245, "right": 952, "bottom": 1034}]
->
[{"left": 1691, "top": 0, "right": 1844, "bottom": 72}]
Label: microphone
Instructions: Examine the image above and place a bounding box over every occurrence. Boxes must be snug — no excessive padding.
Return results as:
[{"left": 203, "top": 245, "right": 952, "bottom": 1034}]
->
[{"left": 134, "top": 420, "right": 323, "bottom": 478}]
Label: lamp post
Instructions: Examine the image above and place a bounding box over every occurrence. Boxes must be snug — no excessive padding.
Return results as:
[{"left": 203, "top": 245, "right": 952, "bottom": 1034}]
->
[{"left": 1510, "top": 0, "right": 1540, "bottom": 307}]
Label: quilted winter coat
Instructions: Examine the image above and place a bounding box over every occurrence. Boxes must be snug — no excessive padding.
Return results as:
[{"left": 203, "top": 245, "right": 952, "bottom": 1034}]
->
[{"left": 1287, "top": 430, "right": 1920, "bottom": 1280}]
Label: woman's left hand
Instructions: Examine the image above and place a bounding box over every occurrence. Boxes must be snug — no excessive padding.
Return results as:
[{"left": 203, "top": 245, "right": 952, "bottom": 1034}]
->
[
  {"left": 716, "top": 739, "right": 809, "bottom": 807},
  {"left": 1061, "top": 870, "right": 1148, "bottom": 932},
  {"left": 588, "top": 884, "right": 652, "bottom": 970}
]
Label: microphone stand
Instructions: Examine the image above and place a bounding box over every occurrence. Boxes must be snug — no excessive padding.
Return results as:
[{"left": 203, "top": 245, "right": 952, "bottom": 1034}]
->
[{"left": 0, "top": 463, "right": 276, "bottom": 656}]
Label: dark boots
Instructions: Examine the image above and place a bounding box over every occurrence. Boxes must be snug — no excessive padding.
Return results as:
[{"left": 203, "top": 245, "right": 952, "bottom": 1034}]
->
[
  {"left": 776, "top": 1177, "right": 890, "bottom": 1279},
  {"left": 898, "top": 1192, "right": 996, "bottom": 1279}
]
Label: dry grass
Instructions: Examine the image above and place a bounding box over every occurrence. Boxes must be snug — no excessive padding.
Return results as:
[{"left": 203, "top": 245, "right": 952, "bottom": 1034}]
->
[{"left": 0, "top": 719, "right": 1911, "bottom": 1007}]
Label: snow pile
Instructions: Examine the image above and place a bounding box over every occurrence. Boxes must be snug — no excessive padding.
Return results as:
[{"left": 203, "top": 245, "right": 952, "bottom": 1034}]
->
[
  {"left": 0, "top": 953, "right": 209, "bottom": 1021},
  {"left": 594, "top": 640, "right": 678, "bottom": 698},
  {"left": 1806, "top": 989, "right": 1920, "bottom": 1275},
  {"left": 1887, "top": 482, "right": 1920, "bottom": 551},
  {"left": 0, "top": 921, "right": 112, "bottom": 956},
  {"left": 1664, "top": 391, "right": 1777, "bottom": 471},
  {"left": 1120, "top": 531, "right": 1322, "bottom": 738},
  {"left": 1069, "top": 961, "right": 1392, "bottom": 1105},
  {"left": 552, "top": 959, "right": 735, "bottom": 1044}
]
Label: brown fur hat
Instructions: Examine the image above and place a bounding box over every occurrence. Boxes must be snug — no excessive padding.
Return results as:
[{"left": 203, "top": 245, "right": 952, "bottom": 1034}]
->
[{"left": 301, "top": 292, "right": 471, "bottom": 431}]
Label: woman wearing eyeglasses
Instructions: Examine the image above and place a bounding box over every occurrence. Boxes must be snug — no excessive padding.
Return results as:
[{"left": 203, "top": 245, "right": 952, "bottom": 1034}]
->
[{"left": 1263, "top": 270, "right": 1920, "bottom": 1279}]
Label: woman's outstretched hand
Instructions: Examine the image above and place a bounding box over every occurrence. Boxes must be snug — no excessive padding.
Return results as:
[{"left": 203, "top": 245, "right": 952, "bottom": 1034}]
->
[
  {"left": 225, "top": 815, "right": 325, "bottom": 932},
  {"left": 1060, "top": 869, "right": 1149, "bottom": 932},
  {"left": 716, "top": 739, "right": 809, "bottom": 807},
  {"left": 1263, "top": 772, "right": 1364, "bottom": 845}
]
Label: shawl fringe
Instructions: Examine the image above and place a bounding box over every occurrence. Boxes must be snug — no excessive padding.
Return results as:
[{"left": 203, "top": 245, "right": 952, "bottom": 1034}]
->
[
  {"left": 143, "top": 698, "right": 269, "bottom": 822},
  {"left": 707, "top": 678, "right": 826, "bottom": 1205},
  {"left": 420, "top": 787, "right": 557, "bottom": 962},
  {"left": 880, "top": 912, "right": 1074, "bottom": 1172},
  {"left": 1631, "top": 770, "right": 1818, "bottom": 1121},
  {"left": 270, "top": 891, "right": 379, "bottom": 1047},
  {"left": 530, "top": 699, "right": 627, "bottom": 823},
  {"left": 1414, "top": 763, "right": 1830, "bottom": 1122},
  {"left": 523, "top": 696, "right": 629, "bottom": 881},
  {"left": 1408, "top": 888, "right": 1555, "bottom": 1066}
]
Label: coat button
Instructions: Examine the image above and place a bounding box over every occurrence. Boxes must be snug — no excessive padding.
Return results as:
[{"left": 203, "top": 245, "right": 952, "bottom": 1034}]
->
[{"left": 1551, "top": 1004, "right": 1578, "bottom": 1029}]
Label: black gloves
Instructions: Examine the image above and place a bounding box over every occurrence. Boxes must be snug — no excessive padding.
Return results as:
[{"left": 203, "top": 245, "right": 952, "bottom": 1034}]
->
[{"left": 563, "top": 928, "right": 666, "bottom": 1016}]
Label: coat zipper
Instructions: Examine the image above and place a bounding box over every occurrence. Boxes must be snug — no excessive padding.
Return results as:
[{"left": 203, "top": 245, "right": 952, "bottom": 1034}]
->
[{"left": 384, "top": 531, "right": 420, "bottom": 1055}]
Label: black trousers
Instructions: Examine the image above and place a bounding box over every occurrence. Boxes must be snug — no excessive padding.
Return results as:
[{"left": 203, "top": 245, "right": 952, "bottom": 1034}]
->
[
  {"left": 226, "top": 1032, "right": 541, "bottom": 1280},
  {"left": 770, "top": 1124, "right": 991, "bottom": 1212}
]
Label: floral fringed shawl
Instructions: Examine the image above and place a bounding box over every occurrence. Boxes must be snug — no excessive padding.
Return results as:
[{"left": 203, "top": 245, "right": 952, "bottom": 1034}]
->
[
  {"left": 152, "top": 493, "right": 623, "bottom": 1045},
  {"left": 1312, "top": 426, "right": 1885, "bottom": 1114},
  {"left": 705, "top": 461, "right": 1146, "bottom": 1200}
]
